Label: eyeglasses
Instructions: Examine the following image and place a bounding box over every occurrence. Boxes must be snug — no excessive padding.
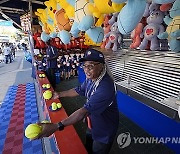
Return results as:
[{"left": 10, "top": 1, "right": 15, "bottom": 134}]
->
[{"left": 81, "top": 62, "right": 101, "bottom": 70}]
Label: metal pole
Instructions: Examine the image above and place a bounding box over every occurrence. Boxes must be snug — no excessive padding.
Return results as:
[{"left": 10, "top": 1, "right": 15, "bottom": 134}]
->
[{"left": 29, "top": 0, "right": 33, "bottom": 33}]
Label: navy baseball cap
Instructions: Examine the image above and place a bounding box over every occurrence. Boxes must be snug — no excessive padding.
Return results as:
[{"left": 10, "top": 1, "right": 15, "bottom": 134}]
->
[{"left": 79, "top": 49, "right": 105, "bottom": 64}]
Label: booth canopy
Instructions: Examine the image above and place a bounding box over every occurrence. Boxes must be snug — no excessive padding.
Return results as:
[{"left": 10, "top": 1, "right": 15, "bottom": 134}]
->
[{"left": 0, "top": 0, "right": 46, "bottom": 28}]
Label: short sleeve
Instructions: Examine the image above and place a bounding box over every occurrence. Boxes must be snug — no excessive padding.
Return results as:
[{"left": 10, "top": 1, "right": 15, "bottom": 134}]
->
[{"left": 74, "top": 80, "right": 87, "bottom": 96}]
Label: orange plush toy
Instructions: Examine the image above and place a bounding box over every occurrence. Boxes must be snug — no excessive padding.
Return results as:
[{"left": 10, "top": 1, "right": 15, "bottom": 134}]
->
[
  {"left": 101, "top": 15, "right": 112, "bottom": 49},
  {"left": 160, "top": 3, "right": 172, "bottom": 12},
  {"left": 130, "top": 17, "right": 146, "bottom": 49},
  {"left": 33, "top": 32, "right": 46, "bottom": 49}
]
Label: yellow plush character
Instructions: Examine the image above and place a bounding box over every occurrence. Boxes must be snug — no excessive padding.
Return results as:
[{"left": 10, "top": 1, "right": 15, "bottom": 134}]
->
[
  {"left": 88, "top": 0, "right": 125, "bottom": 26},
  {"left": 56, "top": 0, "right": 75, "bottom": 19},
  {"left": 35, "top": 8, "right": 51, "bottom": 34},
  {"left": 44, "top": 0, "right": 57, "bottom": 32},
  {"left": 88, "top": 0, "right": 124, "bottom": 17}
]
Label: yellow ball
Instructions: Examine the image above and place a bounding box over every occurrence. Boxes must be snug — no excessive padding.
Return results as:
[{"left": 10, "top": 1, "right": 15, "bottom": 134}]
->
[
  {"left": 39, "top": 74, "right": 42, "bottom": 78},
  {"left": 25, "top": 124, "right": 42, "bottom": 139},
  {"left": 43, "top": 90, "right": 52, "bottom": 100},
  {"left": 42, "top": 74, "right": 46, "bottom": 77},
  {"left": 52, "top": 102, "right": 57, "bottom": 110},
  {"left": 42, "top": 84, "right": 47, "bottom": 88},
  {"left": 57, "top": 103, "right": 62, "bottom": 109},
  {"left": 46, "top": 84, "right": 51, "bottom": 89}
]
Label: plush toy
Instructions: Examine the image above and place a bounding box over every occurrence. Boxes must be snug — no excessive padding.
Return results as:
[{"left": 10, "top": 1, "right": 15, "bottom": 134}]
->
[
  {"left": 33, "top": 32, "right": 46, "bottom": 49},
  {"left": 44, "top": 0, "right": 57, "bottom": 32},
  {"left": 84, "top": 33, "right": 101, "bottom": 46},
  {"left": 139, "top": 4, "right": 165, "bottom": 51},
  {"left": 57, "top": 30, "right": 71, "bottom": 45},
  {"left": 35, "top": 8, "right": 50, "bottom": 34},
  {"left": 41, "top": 31, "right": 51, "bottom": 43},
  {"left": 104, "top": 22, "right": 122, "bottom": 51},
  {"left": 70, "top": 36, "right": 78, "bottom": 49},
  {"left": 74, "top": 0, "right": 94, "bottom": 32},
  {"left": 54, "top": 37, "right": 63, "bottom": 49},
  {"left": 111, "top": 0, "right": 147, "bottom": 35},
  {"left": 56, "top": 0, "right": 75, "bottom": 19},
  {"left": 158, "top": 0, "right": 180, "bottom": 52},
  {"left": 130, "top": 17, "right": 147, "bottom": 49},
  {"left": 160, "top": 3, "right": 173, "bottom": 12},
  {"left": 70, "top": 0, "right": 104, "bottom": 44},
  {"left": 152, "top": 0, "right": 175, "bottom": 4},
  {"left": 86, "top": 27, "right": 104, "bottom": 44},
  {"left": 54, "top": 8, "right": 72, "bottom": 44},
  {"left": 78, "top": 33, "right": 89, "bottom": 50},
  {"left": 101, "top": 15, "right": 112, "bottom": 49},
  {"left": 130, "top": 1, "right": 151, "bottom": 49},
  {"left": 87, "top": 0, "right": 124, "bottom": 27},
  {"left": 49, "top": 32, "right": 57, "bottom": 38},
  {"left": 109, "top": 12, "right": 119, "bottom": 25},
  {"left": 55, "top": 9, "right": 71, "bottom": 31}
]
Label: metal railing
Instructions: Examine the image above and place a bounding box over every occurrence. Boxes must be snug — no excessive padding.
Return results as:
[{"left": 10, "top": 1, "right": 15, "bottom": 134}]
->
[{"left": 106, "top": 49, "right": 180, "bottom": 111}]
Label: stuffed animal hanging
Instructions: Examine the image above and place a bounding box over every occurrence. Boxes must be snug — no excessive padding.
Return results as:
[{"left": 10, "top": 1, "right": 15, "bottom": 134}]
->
[
  {"left": 105, "top": 22, "right": 122, "bottom": 51},
  {"left": 158, "top": 0, "right": 180, "bottom": 52},
  {"left": 139, "top": 4, "right": 165, "bottom": 50},
  {"left": 100, "top": 15, "right": 112, "bottom": 49},
  {"left": 33, "top": 32, "right": 46, "bottom": 49}
]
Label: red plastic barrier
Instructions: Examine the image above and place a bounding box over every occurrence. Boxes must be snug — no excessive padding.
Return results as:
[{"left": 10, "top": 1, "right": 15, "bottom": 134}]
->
[{"left": 36, "top": 71, "right": 87, "bottom": 154}]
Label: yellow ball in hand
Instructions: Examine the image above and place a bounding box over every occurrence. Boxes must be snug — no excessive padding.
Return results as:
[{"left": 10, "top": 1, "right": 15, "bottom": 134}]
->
[{"left": 25, "top": 124, "right": 42, "bottom": 139}]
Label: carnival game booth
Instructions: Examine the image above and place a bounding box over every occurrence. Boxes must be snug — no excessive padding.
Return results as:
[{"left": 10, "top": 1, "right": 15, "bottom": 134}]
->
[
  {"left": 31, "top": 0, "right": 180, "bottom": 153},
  {"left": 78, "top": 49, "right": 180, "bottom": 153},
  {"left": 35, "top": 70, "right": 87, "bottom": 154}
]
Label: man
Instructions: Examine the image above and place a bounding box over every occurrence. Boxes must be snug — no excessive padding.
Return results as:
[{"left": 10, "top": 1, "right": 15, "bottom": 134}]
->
[
  {"left": 45, "top": 40, "right": 59, "bottom": 89},
  {"left": 3, "top": 43, "right": 11, "bottom": 64},
  {"left": 35, "top": 49, "right": 119, "bottom": 154}
]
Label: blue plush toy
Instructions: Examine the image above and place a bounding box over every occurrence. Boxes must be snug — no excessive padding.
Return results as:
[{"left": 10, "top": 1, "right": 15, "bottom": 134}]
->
[
  {"left": 152, "top": 0, "right": 176, "bottom": 4},
  {"left": 112, "top": 0, "right": 146, "bottom": 35},
  {"left": 57, "top": 30, "right": 71, "bottom": 45},
  {"left": 70, "top": 0, "right": 104, "bottom": 43},
  {"left": 41, "top": 32, "right": 50, "bottom": 42},
  {"left": 158, "top": 0, "right": 180, "bottom": 52}
]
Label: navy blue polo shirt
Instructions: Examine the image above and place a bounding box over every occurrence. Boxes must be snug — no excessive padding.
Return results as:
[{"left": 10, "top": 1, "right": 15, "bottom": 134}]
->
[
  {"left": 46, "top": 46, "right": 58, "bottom": 68},
  {"left": 75, "top": 73, "right": 119, "bottom": 144}
]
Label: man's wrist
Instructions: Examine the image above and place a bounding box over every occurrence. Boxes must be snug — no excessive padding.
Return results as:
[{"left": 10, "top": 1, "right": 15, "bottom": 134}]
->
[
  {"left": 58, "top": 92, "right": 62, "bottom": 97},
  {"left": 57, "top": 121, "right": 64, "bottom": 131}
]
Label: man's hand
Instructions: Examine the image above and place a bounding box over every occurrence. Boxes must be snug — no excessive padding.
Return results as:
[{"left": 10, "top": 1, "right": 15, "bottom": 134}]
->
[
  {"left": 32, "top": 123, "right": 59, "bottom": 140},
  {"left": 52, "top": 91, "right": 60, "bottom": 99}
]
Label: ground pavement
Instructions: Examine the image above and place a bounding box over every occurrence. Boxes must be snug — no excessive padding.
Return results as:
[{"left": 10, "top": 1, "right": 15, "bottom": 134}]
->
[{"left": 0, "top": 50, "right": 33, "bottom": 105}]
